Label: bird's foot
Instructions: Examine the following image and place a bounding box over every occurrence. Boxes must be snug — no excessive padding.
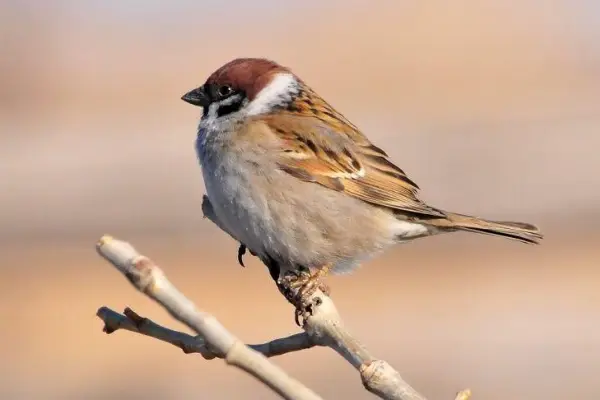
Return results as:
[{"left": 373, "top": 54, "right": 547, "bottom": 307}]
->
[
  {"left": 278, "top": 265, "right": 332, "bottom": 326},
  {"left": 288, "top": 267, "right": 331, "bottom": 299}
]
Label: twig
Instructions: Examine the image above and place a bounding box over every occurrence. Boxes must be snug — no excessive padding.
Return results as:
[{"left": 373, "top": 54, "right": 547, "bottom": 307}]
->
[
  {"left": 290, "top": 286, "right": 471, "bottom": 400},
  {"left": 96, "top": 235, "right": 322, "bottom": 400},
  {"left": 288, "top": 285, "right": 426, "bottom": 400},
  {"left": 97, "top": 306, "right": 316, "bottom": 359}
]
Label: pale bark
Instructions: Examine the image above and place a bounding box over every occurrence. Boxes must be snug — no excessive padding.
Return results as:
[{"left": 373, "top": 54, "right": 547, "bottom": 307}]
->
[{"left": 96, "top": 235, "right": 471, "bottom": 400}]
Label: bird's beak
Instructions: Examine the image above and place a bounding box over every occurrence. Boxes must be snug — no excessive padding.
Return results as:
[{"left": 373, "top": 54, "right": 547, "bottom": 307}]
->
[{"left": 181, "top": 86, "right": 209, "bottom": 107}]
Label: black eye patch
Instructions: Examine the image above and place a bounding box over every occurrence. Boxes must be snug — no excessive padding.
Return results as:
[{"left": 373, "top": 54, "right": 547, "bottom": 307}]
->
[{"left": 216, "top": 94, "right": 244, "bottom": 117}]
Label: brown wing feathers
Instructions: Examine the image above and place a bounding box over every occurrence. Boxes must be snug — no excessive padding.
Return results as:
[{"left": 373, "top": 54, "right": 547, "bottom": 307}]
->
[{"left": 253, "top": 109, "right": 446, "bottom": 218}]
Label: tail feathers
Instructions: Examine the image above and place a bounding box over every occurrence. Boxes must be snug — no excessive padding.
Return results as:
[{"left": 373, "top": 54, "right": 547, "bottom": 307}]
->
[{"left": 435, "top": 212, "right": 543, "bottom": 244}]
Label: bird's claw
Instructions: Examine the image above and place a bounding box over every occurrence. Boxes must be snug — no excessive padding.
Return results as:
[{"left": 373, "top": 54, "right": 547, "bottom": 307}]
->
[
  {"left": 237, "top": 244, "right": 257, "bottom": 268},
  {"left": 278, "top": 267, "right": 331, "bottom": 326},
  {"left": 237, "top": 244, "right": 247, "bottom": 267}
]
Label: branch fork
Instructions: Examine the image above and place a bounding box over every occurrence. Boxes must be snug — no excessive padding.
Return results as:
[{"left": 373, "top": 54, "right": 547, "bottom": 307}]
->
[{"left": 95, "top": 235, "right": 470, "bottom": 400}]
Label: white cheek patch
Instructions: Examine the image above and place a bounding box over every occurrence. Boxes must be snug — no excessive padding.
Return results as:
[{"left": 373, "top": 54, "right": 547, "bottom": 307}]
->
[
  {"left": 221, "top": 93, "right": 244, "bottom": 106},
  {"left": 246, "top": 73, "right": 298, "bottom": 116},
  {"left": 201, "top": 94, "right": 247, "bottom": 127},
  {"left": 206, "top": 102, "right": 220, "bottom": 120}
]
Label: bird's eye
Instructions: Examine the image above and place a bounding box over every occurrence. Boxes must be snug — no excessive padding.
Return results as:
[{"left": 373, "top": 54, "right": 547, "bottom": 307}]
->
[{"left": 217, "top": 85, "right": 233, "bottom": 97}]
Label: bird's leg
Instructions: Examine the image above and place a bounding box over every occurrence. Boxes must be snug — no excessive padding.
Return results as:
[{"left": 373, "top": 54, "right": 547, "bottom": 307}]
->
[
  {"left": 260, "top": 256, "right": 332, "bottom": 326},
  {"left": 288, "top": 264, "right": 332, "bottom": 300},
  {"left": 278, "top": 264, "right": 332, "bottom": 326},
  {"left": 265, "top": 256, "right": 281, "bottom": 283}
]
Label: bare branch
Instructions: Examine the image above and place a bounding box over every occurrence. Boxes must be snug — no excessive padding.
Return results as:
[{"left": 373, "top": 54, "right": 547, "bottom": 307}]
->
[
  {"left": 97, "top": 306, "right": 316, "bottom": 359},
  {"left": 95, "top": 235, "right": 470, "bottom": 400},
  {"left": 96, "top": 235, "right": 322, "bottom": 400},
  {"left": 278, "top": 274, "right": 471, "bottom": 400},
  {"left": 287, "top": 286, "right": 429, "bottom": 400}
]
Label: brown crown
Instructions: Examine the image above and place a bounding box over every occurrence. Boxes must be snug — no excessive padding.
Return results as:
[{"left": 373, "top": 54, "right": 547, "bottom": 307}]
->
[{"left": 205, "top": 58, "right": 290, "bottom": 100}]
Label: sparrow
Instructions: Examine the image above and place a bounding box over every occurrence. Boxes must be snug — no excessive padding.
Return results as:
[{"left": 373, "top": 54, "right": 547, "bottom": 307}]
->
[{"left": 182, "top": 58, "right": 543, "bottom": 301}]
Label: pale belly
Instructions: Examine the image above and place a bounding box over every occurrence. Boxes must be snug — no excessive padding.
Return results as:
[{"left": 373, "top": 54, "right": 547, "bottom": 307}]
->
[
  {"left": 201, "top": 163, "right": 272, "bottom": 257},
  {"left": 201, "top": 154, "right": 308, "bottom": 269}
]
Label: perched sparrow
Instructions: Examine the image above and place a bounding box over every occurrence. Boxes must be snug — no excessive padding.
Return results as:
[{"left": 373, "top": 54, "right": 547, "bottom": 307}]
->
[{"left": 182, "top": 58, "right": 542, "bottom": 298}]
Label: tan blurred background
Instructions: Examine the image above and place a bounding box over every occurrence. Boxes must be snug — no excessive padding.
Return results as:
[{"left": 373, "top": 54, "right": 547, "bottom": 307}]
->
[{"left": 1, "top": 1, "right": 599, "bottom": 399}]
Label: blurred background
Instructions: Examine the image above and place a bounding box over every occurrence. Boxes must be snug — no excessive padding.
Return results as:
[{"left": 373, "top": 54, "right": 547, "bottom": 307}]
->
[{"left": 1, "top": 1, "right": 599, "bottom": 399}]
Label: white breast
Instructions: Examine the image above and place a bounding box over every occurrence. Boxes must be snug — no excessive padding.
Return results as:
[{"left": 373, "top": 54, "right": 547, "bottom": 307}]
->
[{"left": 197, "top": 133, "right": 273, "bottom": 258}]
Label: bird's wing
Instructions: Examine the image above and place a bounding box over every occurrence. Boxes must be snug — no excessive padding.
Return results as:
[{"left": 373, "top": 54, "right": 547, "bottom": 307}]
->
[{"left": 248, "top": 112, "right": 445, "bottom": 218}]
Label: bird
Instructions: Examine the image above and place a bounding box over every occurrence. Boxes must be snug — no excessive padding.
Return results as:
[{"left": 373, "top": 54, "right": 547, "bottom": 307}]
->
[{"left": 182, "top": 57, "right": 543, "bottom": 304}]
